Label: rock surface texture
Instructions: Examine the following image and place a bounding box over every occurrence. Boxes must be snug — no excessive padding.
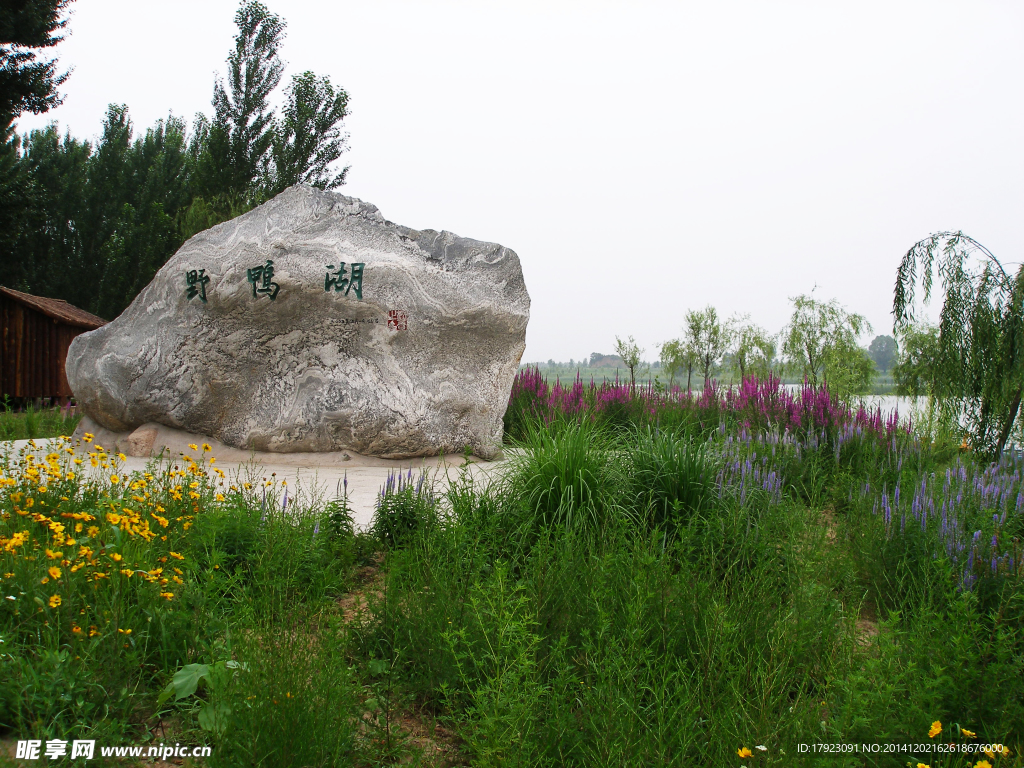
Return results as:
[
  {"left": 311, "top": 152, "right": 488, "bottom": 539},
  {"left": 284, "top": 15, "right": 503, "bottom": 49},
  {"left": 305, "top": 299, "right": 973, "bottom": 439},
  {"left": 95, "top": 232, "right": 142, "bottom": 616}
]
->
[{"left": 67, "top": 186, "right": 529, "bottom": 459}]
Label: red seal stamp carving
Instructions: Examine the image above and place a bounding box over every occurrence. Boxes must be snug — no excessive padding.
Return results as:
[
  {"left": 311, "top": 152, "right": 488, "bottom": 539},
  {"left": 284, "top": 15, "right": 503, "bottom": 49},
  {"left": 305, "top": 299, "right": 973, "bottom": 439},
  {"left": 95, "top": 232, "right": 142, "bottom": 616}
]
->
[{"left": 387, "top": 310, "right": 408, "bottom": 331}]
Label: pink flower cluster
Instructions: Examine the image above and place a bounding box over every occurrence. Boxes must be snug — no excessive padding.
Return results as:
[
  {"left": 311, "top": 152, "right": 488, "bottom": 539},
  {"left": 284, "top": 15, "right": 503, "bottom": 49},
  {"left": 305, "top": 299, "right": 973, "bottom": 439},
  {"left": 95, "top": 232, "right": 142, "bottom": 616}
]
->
[{"left": 508, "top": 368, "right": 905, "bottom": 441}]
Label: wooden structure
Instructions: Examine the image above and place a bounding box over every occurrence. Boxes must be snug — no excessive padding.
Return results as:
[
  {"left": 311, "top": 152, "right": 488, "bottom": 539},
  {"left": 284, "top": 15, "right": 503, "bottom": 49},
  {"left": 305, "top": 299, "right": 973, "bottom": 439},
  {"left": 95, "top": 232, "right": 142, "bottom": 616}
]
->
[{"left": 0, "top": 287, "right": 106, "bottom": 402}]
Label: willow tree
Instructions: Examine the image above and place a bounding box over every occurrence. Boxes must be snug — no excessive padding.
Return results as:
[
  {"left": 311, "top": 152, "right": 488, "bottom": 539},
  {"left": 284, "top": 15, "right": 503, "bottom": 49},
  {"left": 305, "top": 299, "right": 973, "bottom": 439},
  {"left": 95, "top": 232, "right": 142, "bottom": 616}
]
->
[{"left": 894, "top": 231, "right": 1024, "bottom": 458}]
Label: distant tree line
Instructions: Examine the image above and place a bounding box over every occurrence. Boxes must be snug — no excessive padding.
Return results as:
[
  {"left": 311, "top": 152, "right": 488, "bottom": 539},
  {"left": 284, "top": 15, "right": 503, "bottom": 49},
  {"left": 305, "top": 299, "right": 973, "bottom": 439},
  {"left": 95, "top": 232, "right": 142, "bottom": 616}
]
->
[
  {"left": 0, "top": 0, "right": 350, "bottom": 320},
  {"left": 528, "top": 296, "right": 906, "bottom": 399}
]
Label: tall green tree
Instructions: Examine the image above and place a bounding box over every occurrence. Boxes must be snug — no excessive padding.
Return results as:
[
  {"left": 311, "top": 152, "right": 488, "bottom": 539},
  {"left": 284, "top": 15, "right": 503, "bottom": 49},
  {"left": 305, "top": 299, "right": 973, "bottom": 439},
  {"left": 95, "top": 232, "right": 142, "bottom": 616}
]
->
[
  {"left": 5, "top": 0, "right": 352, "bottom": 321},
  {"left": 730, "top": 315, "right": 777, "bottom": 381},
  {"left": 268, "top": 70, "right": 349, "bottom": 195},
  {"left": 894, "top": 231, "right": 1024, "bottom": 458},
  {"left": 614, "top": 335, "right": 644, "bottom": 390},
  {"left": 867, "top": 334, "right": 898, "bottom": 374},
  {"left": 659, "top": 338, "right": 686, "bottom": 389},
  {"left": 1, "top": 0, "right": 74, "bottom": 288},
  {"left": 12, "top": 124, "right": 91, "bottom": 299},
  {"left": 193, "top": 0, "right": 285, "bottom": 201},
  {"left": 187, "top": 1, "right": 351, "bottom": 220},
  {"left": 0, "top": 0, "right": 73, "bottom": 126},
  {"left": 781, "top": 294, "right": 871, "bottom": 392},
  {"left": 684, "top": 306, "right": 730, "bottom": 385}
]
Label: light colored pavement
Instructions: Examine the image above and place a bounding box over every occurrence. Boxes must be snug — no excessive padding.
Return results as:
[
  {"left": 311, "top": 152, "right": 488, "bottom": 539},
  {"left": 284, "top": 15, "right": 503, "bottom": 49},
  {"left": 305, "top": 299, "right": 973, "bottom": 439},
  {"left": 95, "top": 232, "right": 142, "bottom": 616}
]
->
[{"left": 2, "top": 437, "right": 508, "bottom": 531}]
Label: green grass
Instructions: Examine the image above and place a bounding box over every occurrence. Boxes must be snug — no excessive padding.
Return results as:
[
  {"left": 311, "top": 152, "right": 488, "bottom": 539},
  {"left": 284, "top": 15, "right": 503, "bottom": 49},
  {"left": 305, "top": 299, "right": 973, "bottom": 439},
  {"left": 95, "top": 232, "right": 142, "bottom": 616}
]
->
[
  {"left": 1, "top": 406, "right": 1022, "bottom": 766},
  {"left": 0, "top": 402, "right": 82, "bottom": 441}
]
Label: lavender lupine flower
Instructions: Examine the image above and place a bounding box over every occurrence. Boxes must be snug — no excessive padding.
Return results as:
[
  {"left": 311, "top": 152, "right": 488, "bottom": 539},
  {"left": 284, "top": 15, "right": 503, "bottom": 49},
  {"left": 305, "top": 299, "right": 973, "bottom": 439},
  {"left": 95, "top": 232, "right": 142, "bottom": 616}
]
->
[{"left": 282, "top": 484, "right": 289, "bottom": 511}]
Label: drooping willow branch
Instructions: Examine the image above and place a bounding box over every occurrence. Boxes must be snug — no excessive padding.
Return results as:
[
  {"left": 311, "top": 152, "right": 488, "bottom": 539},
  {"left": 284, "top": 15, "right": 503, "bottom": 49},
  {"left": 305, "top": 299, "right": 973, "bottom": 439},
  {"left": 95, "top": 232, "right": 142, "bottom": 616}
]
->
[{"left": 894, "top": 231, "right": 1024, "bottom": 459}]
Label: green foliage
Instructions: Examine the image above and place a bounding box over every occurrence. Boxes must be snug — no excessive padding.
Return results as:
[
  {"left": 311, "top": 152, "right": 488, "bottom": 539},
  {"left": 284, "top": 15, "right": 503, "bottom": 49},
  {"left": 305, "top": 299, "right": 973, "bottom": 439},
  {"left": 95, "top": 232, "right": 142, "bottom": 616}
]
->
[
  {"left": 781, "top": 293, "right": 873, "bottom": 397},
  {"left": 658, "top": 338, "right": 688, "bottom": 389},
  {"left": 731, "top": 314, "right": 777, "bottom": 381},
  {"left": 369, "top": 469, "right": 436, "bottom": 549},
  {"left": 269, "top": 71, "right": 350, "bottom": 195},
  {"left": 503, "top": 419, "right": 624, "bottom": 544},
  {"left": 0, "top": 0, "right": 73, "bottom": 126},
  {"left": 894, "top": 231, "right": 1024, "bottom": 458},
  {"left": 684, "top": 304, "right": 730, "bottom": 384},
  {"left": 868, "top": 333, "right": 898, "bottom": 373},
  {"left": 4, "top": 396, "right": 1024, "bottom": 762},
  {"left": 158, "top": 659, "right": 245, "bottom": 737},
  {"left": 4, "top": 0, "right": 350, "bottom": 321},
  {"left": 893, "top": 322, "right": 941, "bottom": 397},
  {"left": 622, "top": 426, "right": 719, "bottom": 538},
  {"left": 0, "top": 402, "right": 79, "bottom": 441},
  {"left": 613, "top": 334, "right": 643, "bottom": 390}
]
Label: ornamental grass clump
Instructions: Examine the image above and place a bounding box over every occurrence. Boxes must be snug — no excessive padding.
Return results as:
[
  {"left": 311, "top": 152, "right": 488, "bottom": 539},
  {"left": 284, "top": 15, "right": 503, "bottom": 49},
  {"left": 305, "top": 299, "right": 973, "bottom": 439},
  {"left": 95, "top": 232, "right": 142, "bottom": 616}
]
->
[
  {"left": 503, "top": 417, "right": 625, "bottom": 543},
  {"left": 622, "top": 426, "right": 719, "bottom": 538}
]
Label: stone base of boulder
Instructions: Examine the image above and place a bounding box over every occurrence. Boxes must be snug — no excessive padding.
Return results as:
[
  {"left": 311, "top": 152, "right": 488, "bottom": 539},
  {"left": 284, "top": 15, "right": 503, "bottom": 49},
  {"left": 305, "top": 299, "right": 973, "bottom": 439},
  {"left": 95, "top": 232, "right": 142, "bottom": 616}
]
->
[{"left": 72, "top": 415, "right": 499, "bottom": 468}]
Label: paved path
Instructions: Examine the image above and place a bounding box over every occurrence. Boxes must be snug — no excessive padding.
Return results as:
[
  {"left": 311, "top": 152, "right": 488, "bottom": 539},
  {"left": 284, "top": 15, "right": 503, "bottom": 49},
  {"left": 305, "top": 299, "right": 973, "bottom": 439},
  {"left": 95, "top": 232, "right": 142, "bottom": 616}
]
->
[{"left": 2, "top": 438, "right": 508, "bottom": 531}]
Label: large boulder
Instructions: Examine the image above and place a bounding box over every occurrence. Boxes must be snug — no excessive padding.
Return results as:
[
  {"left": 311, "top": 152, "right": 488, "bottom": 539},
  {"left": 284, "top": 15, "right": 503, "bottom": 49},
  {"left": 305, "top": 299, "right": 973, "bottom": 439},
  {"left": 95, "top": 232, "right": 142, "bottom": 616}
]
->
[{"left": 66, "top": 186, "right": 529, "bottom": 459}]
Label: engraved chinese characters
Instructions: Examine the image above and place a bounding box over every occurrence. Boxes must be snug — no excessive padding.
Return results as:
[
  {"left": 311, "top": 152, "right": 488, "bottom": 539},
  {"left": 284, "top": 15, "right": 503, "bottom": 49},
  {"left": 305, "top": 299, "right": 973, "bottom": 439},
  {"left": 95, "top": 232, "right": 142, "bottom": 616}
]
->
[
  {"left": 246, "top": 260, "right": 280, "bottom": 299},
  {"left": 325, "top": 262, "right": 364, "bottom": 298},
  {"left": 185, "top": 269, "right": 210, "bottom": 302},
  {"left": 184, "top": 260, "right": 368, "bottom": 303}
]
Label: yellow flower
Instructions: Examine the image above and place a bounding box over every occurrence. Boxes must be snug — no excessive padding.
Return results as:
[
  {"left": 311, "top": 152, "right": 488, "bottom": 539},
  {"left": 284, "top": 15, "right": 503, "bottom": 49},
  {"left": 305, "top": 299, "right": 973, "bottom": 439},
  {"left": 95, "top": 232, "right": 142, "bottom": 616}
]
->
[
  {"left": 188, "top": 443, "right": 198, "bottom": 451},
  {"left": 45, "top": 548, "right": 63, "bottom": 560},
  {"left": 928, "top": 721, "right": 942, "bottom": 738},
  {"left": 117, "top": 628, "right": 132, "bottom": 635},
  {"left": 974, "top": 761, "right": 992, "bottom": 768},
  {"left": 917, "top": 763, "right": 931, "bottom": 768},
  {"left": 117, "top": 453, "right": 127, "bottom": 461},
  {"left": 87, "top": 526, "right": 99, "bottom": 537},
  {"left": 984, "top": 748, "right": 995, "bottom": 759},
  {"left": 83, "top": 433, "right": 94, "bottom": 442},
  {"left": 738, "top": 747, "right": 753, "bottom": 758},
  {"left": 109, "top": 552, "right": 122, "bottom": 561},
  {"left": 215, "top": 493, "right": 225, "bottom": 502},
  {"left": 72, "top": 625, "right": 82, "bottom": 634},
  {"left": 998, "top": 746, "right": 1012, "bottom": 757},
  {"left": 159, "top": 592, "right": 174, "bottom": 601},
  {"left": 88, "top": 626, "right": 99, "bottom": 637},
  {"left": 962, "top": 728, "right": 976, "bottom": 739},
  {"left": 106, "top": 512, "right": 122, "bottom": 526},
  {"left": 48, "top": 594, "right": 61, "bottom": 608},
  {"left": 110, "top": 475, "right": 120, "bottom": 484},
  {"left": 202, "top": 443, "right": 212, "bottom": 452},
  {"left": 48, "top": 566, "right": 61, "bottom": 580}
]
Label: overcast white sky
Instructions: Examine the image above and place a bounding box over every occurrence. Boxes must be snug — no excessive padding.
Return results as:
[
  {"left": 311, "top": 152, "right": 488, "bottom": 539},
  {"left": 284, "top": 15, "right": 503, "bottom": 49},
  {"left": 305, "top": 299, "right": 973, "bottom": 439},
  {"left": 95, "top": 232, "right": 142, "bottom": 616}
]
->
[{"left": 15, "top": 0, "right": 1024, "bottom": 363}]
